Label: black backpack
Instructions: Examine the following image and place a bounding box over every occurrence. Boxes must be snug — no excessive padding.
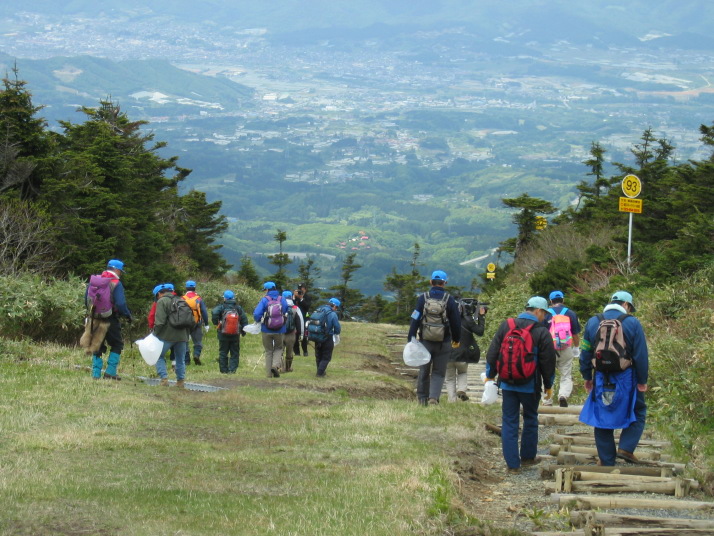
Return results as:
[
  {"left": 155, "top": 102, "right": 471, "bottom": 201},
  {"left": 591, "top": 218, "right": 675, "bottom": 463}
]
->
[{"left": 168, "top": 296, "right": 198, "bottom": 330}]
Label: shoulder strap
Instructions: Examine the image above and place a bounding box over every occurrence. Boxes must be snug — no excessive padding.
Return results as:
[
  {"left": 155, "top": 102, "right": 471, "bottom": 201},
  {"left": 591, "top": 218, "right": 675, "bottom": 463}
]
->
[
  {"left": 617, "top": 313, "right": 631, "bottom": 321},
  {"left": 506, "top": 317, "right": 516, "bottom": 330},
  {"left": 596, "top": 313, "right": 605, "bottom": 323},
  {"left": 547, "top": 308, "right": 555, "bottom": 315},
  {"left": 561, "top": 307, "right": 568, "bottom": 315}
]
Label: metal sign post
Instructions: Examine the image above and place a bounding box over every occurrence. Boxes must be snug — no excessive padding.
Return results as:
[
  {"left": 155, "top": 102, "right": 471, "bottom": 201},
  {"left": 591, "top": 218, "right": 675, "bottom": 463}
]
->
[{"left": 620, "top": 174, "right": 642, "bottom": 272}]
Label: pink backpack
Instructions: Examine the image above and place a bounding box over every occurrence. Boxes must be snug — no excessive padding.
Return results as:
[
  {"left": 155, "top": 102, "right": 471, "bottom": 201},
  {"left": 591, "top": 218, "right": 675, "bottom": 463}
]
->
[{"left": 548, "top": 307, "right": 573, "bottom": 350}]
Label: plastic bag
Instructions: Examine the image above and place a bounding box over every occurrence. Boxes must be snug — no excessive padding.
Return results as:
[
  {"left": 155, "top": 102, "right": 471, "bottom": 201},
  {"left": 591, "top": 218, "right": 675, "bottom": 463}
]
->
[
  {"left": 243, "top": 322, "right": 262, "bottom": 335},
  {"left": 481, "top": 380, "right": 498, "bottom": 405},
  {"left": 135, "top": 333, "right": 164, "bottom": 366},
  {"left": 333, "top": 334, "right": 340, "bottom": 346},
  {"left": 403, "top": 339, "right": 431, "bottom": 367}
]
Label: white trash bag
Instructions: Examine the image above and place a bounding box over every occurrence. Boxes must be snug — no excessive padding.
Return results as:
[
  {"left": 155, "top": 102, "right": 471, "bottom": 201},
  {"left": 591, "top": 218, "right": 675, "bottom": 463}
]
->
[
  {"left": 333, "top": 334, "right": 341, "bottom": 346},
  {"left": 243, "top": 322, "right": 262, "bottom": 335},
  {"left": 135, "top": 333, "right": 163, "bottom": 366},
  {"left": 403, "top": 339, "right": 431, "bottom": 367},
  {"left": 481, "top": 378, "right": 499, "bottom": 405}
]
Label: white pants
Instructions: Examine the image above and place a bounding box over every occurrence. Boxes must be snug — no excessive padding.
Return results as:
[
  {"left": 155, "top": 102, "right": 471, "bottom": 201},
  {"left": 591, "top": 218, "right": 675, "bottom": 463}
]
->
[
  {"left": 445, "top": 361, "right": 469, "bottom": 402},
  {"left": 555, "top": 346, "right": 575, "bottom": 400}
]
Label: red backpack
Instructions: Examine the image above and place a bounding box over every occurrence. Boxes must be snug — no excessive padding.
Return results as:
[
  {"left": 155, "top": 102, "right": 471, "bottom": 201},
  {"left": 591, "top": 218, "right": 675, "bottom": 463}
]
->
[{"left": 497, "top": 318, "right": 537, "bottom": 384}]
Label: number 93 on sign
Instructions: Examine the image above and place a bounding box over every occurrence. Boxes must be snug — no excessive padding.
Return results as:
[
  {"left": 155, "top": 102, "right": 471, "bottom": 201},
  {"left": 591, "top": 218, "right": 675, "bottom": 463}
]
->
[{"left": 621, "top": 174, "right": 642, "bottom": 198}]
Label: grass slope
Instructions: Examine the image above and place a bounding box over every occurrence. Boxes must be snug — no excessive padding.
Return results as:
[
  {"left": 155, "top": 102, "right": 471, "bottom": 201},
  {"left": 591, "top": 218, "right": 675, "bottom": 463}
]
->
[{"left": 0, "top": 322, "right": 503, "bottom": 536}]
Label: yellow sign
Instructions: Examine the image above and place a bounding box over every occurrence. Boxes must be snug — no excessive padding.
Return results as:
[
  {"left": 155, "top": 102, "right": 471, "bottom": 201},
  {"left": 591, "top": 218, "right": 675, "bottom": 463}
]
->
[
  {"left": 486, "top": 272, "right": 496, "bottom": 279},
  {"left": 622, "top": 174, "right": 642, "bottom": 198},
  {"left": 619, "top": 197, "right": 643, "bottom": 214},
  {"left": 486, "top": 263, "right": 496, "bottom": 272},
  {"left": 535, "top": 216, "right": 548, "bottom": 230}
]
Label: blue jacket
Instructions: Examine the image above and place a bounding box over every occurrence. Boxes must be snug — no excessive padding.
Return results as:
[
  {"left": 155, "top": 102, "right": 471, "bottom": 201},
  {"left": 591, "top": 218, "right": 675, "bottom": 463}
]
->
[
  {"left": 407, "top": 286, "right": 461, "bottom": 343},
  {"left": 253, "top": 290, "right": 289, "bottom": 334},
  {"left": 579, "top": 304, "right": 649, "bottom": 384},
  {"left": 579, "top": 304, "right": 648, "bottom": 429},
  {"left": 485, "top": 312, "right": 556, "bottom": 394}
]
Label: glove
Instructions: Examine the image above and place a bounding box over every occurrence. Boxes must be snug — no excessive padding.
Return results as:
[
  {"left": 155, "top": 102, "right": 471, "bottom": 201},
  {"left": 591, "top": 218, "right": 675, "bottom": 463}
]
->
[
  {"left": 543, "top": 388, "right": 553, "bottom": 401},
  {"left": 240, "top": 331, "right": 246, "bottom": 337},
  {"left": 204, "top": 325, "right": 210, "bottom": 333},
  {"left": 572, "top": 347, "right": 581, "bottom": 358},
  {"left": 451, "top": 341, "right": 460, "bottom": 349},
  {"left": 584, "top": 380, "right": 593, "bottom": 393},
  {"left": 637, "top": 383, "right": 648, "bottom": 392}
]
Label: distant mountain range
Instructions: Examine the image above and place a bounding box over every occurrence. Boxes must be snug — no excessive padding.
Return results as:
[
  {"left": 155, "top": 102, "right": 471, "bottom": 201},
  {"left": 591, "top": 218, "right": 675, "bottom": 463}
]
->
[{"left": 5, "top": 0, "right": 714, "bottom": 47}]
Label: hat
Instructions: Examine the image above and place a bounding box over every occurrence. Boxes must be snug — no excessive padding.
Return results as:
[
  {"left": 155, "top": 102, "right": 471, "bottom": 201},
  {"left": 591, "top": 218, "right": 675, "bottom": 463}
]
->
[
  {"left": 526, "top": 296, "right": 548, "bottom": 310},
  {"left": 263, "top": 281, "right": 276, "bottom": 290},
  {"left": 223, "top": 290, "right": 235, "bottom": 300},
  {"left": 152, "top": 284, "right": 164, "bottom": 296},
  {"left": 163, "top": 283, "right": 174, "bottom": 292},
  {"left": 329, "top": 297, "right": 341, "bottom": 307},
  {"left": 107, "top": 259, "right": 124, "bottom": 271},
  {"left": 282, "top": 290, "right": 293, "bottom": 299},
  {"left": 549, "top": 290, "right": 564, "bottom": 301},
  {"left": 185, "top": 280, "right": 196, "bottom": 289},
  {"left": 611, "top": 290, "right": 636, "bottom": 312},
  {"left": 155, "top": 283, "right": 173, "bottom": 295},
  {"left": 430, "top": 270, "right": 448, "bottom": 282}
]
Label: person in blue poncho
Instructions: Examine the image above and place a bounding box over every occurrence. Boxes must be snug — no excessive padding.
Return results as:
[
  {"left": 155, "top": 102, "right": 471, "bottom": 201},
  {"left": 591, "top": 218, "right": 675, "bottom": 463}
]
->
[{"left": 579, "top": 290, "right": 649, "bottom": 466}]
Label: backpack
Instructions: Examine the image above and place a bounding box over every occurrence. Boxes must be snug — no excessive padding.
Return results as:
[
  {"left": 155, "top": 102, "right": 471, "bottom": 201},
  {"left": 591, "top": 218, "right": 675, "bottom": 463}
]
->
[
  {"left": 219, "top": 306, "right": 240, "bottom": 335},
  {"left": 497, "top": 318, "right": 537, "bottom": 384},
  {"left": 592, "top": 313, "right": 632, "bottom": 373},
  {"left": 285, "top": 306, "right": 297, "bottom": 333},
  {"left": 306, "top": 307, "right": 329, "bottom": 342},
  {"left": 547, "top": 307, "right": 573, "bottom": 350},
  {"left": 167, "top": 296, "right": 197, "bottom": 330},
  {"left": 421, "top": 292, "right": 450, "bottom": 342},
  {"left": 183, "top": 293, "right": 202, "bottom": 325},
  {"left": 262, "top": 295, "right": 285, "bottom": 330},
  {"left": 87, "top": 275, "right": 114, "bottom": 318}
]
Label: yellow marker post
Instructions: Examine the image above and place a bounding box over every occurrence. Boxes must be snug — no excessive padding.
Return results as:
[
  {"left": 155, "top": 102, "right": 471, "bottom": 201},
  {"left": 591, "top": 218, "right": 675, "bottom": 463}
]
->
[{"left": 620, "top": 174, "right": 642, "bottom": 271}]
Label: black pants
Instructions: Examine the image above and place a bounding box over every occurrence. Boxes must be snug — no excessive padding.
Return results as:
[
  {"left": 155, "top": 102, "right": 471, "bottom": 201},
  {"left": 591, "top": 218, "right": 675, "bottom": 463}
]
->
[
  {"left": 315, "top": 337, "right": 334, "bottom": 376},
  {"left": 98, "top": 315, "right": 124, "bottom": 355},
  {"left": 293, "top": 332, "right": 308, "bottom": 355}
]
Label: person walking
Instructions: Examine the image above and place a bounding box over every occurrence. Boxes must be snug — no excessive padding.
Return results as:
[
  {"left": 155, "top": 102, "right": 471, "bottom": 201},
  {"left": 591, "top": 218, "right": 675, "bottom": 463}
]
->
[
  {"left": 182, "top": 280, "right": 210, "bottom": 366},
  {"left": 407, "top": 270, "right": 461, "bottom": 405},
  {"left": 445, "top": 299, "right": 486, "bottom": 402},
  {"left": 578, "top": 290, "right": 649, "bottom": 466},
  {"left": 84, "top": 259, "right": 132, "bottom": 380},
  {"left": 312, "top": 297, "right": 342, "bottom": 377},
  {"left": 545, "top": 290, "right": 581, "bottom": 407},
  {"left": 485, "top": 296, "right": 556, "bottom": 473},
  {"left": 281, "top": 290, "right": 303, "bottom": 373},
  {"left": 293, "top": 283, "right": 312, "bottom": 357},
  {"left": 212, "top": 290, "right": 249, "bottom": 374},
  {"left": 253, "top": 282, "right": 289, "bottom": 377},
  {"left": 153, "top": 285, "right": 191, "bottom": 388}
]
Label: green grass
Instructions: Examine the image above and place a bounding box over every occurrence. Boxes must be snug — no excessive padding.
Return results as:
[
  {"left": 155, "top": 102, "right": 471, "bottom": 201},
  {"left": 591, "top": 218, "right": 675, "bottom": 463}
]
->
[{"left": 0, "top": 323, "right": 503, "bottom": 536}]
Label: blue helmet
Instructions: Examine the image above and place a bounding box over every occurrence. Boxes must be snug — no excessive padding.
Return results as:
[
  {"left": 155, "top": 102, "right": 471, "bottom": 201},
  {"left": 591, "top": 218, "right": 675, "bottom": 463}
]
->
[
  {"left": 185, "top": 280, "right": 197, "bottom": 289},
  {"left": 107, "top": 259, "right": 124, "bottom": 271},
  {"left": 223, "top": 290, "right": 235, "bottom": 300},
  {"left": 329, "top": 297, "right": 341, "bottom": 307},
  {"left": 431, "top": 270, "right": 447, "bottom": 282},
  {"left": 549, "top": 290, "right": 564, "bottom": 301},
  {"left": 263, "top": 281, "right": 276, "bottom": 290}
]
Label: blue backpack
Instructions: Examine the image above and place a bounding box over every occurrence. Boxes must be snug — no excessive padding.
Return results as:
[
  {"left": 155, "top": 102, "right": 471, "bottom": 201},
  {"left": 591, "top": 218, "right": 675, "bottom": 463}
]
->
[{"left": 306, "top": 306, "right": 330, "bottom": 342}]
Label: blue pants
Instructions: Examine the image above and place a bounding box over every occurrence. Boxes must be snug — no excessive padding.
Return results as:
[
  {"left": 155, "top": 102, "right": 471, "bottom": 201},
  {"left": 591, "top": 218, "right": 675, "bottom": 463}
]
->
[
  {"left": 594, "top": 390, "right": 647, "bottom": 465},
  {"left": 501, "top": 389, "right": 540, "bottom": 469},
  {"left": 156, "top": 341, "right": 188, "bottom": 381},
  {"left": 416, "top": 339, "right": 451, "bottom": 402}
]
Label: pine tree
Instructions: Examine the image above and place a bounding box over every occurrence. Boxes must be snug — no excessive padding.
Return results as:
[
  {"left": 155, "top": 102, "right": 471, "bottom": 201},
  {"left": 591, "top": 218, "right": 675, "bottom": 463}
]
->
[{"left": 268, "top": 229, "right": 292, "bottom": 290}]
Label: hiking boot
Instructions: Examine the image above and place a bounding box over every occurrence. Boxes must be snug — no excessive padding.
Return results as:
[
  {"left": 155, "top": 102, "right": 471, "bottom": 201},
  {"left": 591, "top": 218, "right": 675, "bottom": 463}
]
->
[
  {"left": 521, "top": 456, "right": 542, "bottom": 467},
  {"left": 176, "top": 379, "right": 185, "bottom": 389},
  {"left": 159, "top": 378, "right": 169, "bottom": 386},
  {"left": 559, "top": 397, "right": 568, "bottom": 408},
  {"left": 194, "top": 357, "right": 202, "bottom": 366},
  {"left": 271, "top": 368, "right": 280, "bottom": 378},
  {"left": 617, "top": 449, "right": 639, "bottom": 463},
  {"left": 103, "top": 373, "right": 121, "bottom": 381},
  {"left": 541, "top": 397, "right": 553, "bottom": 406},
  {"left": 428, "top": 398, "right": 439, "bottom": 405},
  {"left": 456, "top": 391, "right": 469, "bottom": 401},
  {"left": 507, "top": 467, "right": 521, "bottom": 475}
]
